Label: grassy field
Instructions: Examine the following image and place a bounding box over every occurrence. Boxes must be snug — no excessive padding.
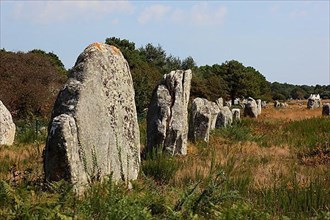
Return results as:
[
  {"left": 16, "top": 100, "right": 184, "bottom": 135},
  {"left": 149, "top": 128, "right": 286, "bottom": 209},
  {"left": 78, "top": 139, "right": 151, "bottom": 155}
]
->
[{"left": 0, "top": 100, "right": 329, "bottom": 219}]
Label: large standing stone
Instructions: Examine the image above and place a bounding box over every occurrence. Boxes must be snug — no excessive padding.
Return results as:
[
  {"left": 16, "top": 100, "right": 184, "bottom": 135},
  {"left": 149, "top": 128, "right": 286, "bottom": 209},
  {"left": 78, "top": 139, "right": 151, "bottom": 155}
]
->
[
  {"left": 215, "top": 106, "right": 233, "bottom": 128},
  {"left": 147, "top": 70, "right": 192, "bottom": 155},
  {"left": 322, "top": 103, "right": 330, "bottom": 116},
  {"left": 0, "top": 101, "right": 16, "bottom": 145},
  {"left": 190, "top": 98, "right": 211, "bottom": 143},
  {"left": 44, "top": 43, "right": 140, "bottom": 193},
  {"left": 244, "top": 97, "right": 259, "bottom": 118}
]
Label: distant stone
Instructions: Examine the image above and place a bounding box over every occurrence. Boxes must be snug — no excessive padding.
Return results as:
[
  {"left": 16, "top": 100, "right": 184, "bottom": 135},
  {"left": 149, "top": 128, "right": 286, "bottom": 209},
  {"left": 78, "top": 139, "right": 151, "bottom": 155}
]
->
[
  {"left": 0, "top": 101, "right": 16, "bottom": 145},
  {"left": 256, "top": 99, "right": 262, "bottom": 115},
  {"left": 261, "top": 101, "right": 267, "bottom": 108},
  {"left": 307, "top": 94, "right": 321, "bottom": 109},
  {"left": 224, "top": 100, "right": 232, "bottom": 108},
  {"left": 209, "top": 101, "right": 221, "bottom": 130},
  {"left": 215, "top": 97, "right": 223, "bottom": 108},
  {"left": 44, "top": 43, "right": 140, "bottom": 193},
  {"left": 274, "top": 100, "right": 280, "bottom": 108},
  {"left": 190, "top": 98, "right": 211, "bottom": 142},
  {"left": 216, "top": 106, "right": 233, "bottom": 128},
  {"left": 244, "top": 97, "right": 259, "bottom": 118},
  {"left": 147, "top": 70, "right": 192, "bottom": 155},
  {"left": 232, "top": 108, "right": 241, "bottom": 122},
  {"left": 322, "top": 103, "right": 330, "bottom": 116},
  {"left": 280, "top": 102, "right": 288, "bottom": 108}
]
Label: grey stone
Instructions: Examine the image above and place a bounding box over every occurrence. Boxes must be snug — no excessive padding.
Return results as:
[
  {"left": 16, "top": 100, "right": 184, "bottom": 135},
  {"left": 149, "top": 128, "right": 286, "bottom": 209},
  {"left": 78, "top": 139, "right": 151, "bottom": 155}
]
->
[
  {"left": 307, "top": 94, "right": 321, "bottom": 109},
  {"left": 232, "top": 108, "right": 241, "bottom": 122},
  {"left": 216, "top": 106, "right": 233, "bottom": 128},
  {"left": 322, "top": 103, "right": 330, "bottom": 116},
  {"left": 274, "top": 100, "right": 280, "bottom": 108},
  {"left": 215, "top": 97, "right": 223, "bottom": 108},
  {"left": 190, "top": 98, "right": 211, "bottom": 143},
  {"left": 44, "top": 43, "right": 140, "bottom": 193},
  {"left": 256, "top": 99, "right": 262, "bottom": 115},
  {"left": 0, "top": 101, "right": 16, "bottom": 145},
  {"left": 147, "top": 70, "right": 192, "bottom": 155},
  {"left": 261, "top": 101, "right": 267, "bottom": 108},
  {"left": 209, "top": 101, "right": 221, "bottom": 130},
  {"left": 244, "top": 97, "right": 259, "bottom": 118},
  {"left": 224, "top": 100, "right": 232, "bottom": 108}
]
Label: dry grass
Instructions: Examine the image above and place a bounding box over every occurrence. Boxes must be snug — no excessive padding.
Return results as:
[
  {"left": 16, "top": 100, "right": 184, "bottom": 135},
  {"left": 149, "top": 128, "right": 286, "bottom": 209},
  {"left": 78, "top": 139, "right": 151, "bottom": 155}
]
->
[
  {"left": 174, "top": 100, "right": 329, "bottom": 190},
  {"left": 0, "top": 143, "right": 43, "bottom": 183}
]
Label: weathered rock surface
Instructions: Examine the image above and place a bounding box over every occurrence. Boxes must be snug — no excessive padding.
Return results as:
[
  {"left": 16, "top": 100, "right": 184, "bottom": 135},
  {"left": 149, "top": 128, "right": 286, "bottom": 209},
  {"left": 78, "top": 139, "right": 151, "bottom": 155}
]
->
[
  {"left": 232, "top": 108, "right": 241, "bottom": 122},
  {"left": 322, "top": 103, "right": 330, "bottom": 116},
  {"left": 190, "top": 98, "right": 212, "bottom": 142},
  {"left": 44, "top": 43, "right": 140, "bottom": 193},
  {"left": 216, "top": 106, "right": 233, "bottom": 128},
  {"left": 0, "top": 101, "right": 16, "bottom": 145},
  {"left": 147, "top": 70, "right": 192, "bottom": 155},
  {"left": 209, "top": 101, "right": 221, "bottom": 130},
  {"left": 256, "top": 99, "right": 262, "bottom": 115},
  {"left": 244, "top": 97, "right": 259, "bottom": 118},
  {"left": 307, "top": 94, "right": 321, "bottom": 109}
]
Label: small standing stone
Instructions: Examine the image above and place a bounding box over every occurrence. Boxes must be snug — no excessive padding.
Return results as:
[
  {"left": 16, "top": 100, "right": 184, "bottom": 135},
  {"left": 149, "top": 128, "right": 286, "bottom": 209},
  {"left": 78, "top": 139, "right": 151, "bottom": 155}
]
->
[{"left": 0, "top": 101, "right": 16, "bottom": 145}]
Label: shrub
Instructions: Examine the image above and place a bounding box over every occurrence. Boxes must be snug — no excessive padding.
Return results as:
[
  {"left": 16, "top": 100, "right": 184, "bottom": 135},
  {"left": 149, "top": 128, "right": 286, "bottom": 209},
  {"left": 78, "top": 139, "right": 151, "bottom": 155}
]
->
[{"left": 142, "top": 147, "right": 179, "bottom": 185}]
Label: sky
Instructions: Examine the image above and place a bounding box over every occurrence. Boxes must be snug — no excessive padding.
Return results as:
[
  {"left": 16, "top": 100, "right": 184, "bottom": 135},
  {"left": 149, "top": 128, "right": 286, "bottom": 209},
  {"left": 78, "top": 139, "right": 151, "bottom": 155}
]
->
[{"left": 0, "top": 1, "right": 329, "bottom": 86}]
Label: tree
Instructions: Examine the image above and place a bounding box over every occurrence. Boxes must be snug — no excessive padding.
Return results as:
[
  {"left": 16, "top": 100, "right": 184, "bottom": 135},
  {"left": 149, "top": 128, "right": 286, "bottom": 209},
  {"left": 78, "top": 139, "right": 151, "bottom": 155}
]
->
[
  {"left": 0, "top": 50, "right": 67, "bottom": 119},
  {"left": 181, "top": 56, "right": 197, "bottom": 71},
  {"left": 291, "top": 87, "right": 306, "bottom": 100}
]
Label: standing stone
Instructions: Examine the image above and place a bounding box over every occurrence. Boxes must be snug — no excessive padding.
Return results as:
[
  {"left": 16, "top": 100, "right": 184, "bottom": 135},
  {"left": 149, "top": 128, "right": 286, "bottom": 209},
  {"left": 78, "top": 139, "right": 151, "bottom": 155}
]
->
[
  {"left": 215, "top": 106, "right": 233, "bottom": 128},
  {"left": 244, "top": 97, "right": 259, "bottom": 118},
  {"left": 261, "top": 101, "right": 267, "bottom": 108},
  {"left": 256, "top": 99, "right": 262, "bottom": 115},
  {"left": 322, "top": 103, "right": 330, "bottom": 116},
  {"left": 44, "top": 43, "right": 140, "bottom": 193},
  {"left": 274, "top": 100, "right": 280, "bottom": 108},
  {"left": 0, "top": 101, "right": 16, "bottom": 145},
  {"left": 147, "top": 70, "right": 192, "bottom": 155},
  {"left": 216, "top": 97, "right": 223, "bottom": 108},
  {"left": 209, "top": 101, "right": 221, "bottom": 130},
  {"left": 307, "top": 94, "right": 321, "bottom": 109},
  {"left": 232, "top": 108, "right": 241, "bottom": 122},
  {"left": 224, "top": 101, "right": 232, "bottom": 108},
  {"left": 190, "top": 98, "right": 211, "bottom": 143}
]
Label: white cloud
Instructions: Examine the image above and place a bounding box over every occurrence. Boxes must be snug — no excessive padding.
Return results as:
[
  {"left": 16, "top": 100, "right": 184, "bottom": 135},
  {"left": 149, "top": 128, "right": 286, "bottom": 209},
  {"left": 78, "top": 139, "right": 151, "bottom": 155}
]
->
[
  {"left": 11, "top": 1, "right": 134, "bottom": 24},
  {"left": 189, "top": 3, "right": 227, "bottom": 26},
  {"left": 270, "top": 5, "right": 280, "bottom": 14},
  {"left": 138, "top": 3, "right": 227, "bottom": 26},
  {"left": 290, "top": 10, "right": 308, "bottom": 18},
  {"left": 170, "top": 3, "right": 227, "bottom": 26},
  {"left": 138, "top": 5, "right": 171, "bottom": 24}
]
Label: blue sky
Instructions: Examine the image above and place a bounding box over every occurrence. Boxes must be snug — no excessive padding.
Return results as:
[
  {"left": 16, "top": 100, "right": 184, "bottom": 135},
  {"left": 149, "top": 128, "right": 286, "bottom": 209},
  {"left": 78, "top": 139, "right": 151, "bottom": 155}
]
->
[{"left": 1, "top": 1, "right": 329, "bottom": 85}]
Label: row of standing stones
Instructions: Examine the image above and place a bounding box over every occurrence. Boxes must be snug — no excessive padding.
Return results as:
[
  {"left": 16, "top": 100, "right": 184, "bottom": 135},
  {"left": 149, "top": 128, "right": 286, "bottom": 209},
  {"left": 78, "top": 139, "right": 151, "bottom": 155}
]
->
[{"left": 0, "top": 43, "right": 329, "bottom": 193}]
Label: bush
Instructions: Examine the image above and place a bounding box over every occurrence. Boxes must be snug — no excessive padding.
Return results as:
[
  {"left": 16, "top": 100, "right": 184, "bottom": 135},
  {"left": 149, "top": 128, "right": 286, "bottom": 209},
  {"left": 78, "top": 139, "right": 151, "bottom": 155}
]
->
[{"left": 142, "top": 147, "right": 179, "bottom": 185}]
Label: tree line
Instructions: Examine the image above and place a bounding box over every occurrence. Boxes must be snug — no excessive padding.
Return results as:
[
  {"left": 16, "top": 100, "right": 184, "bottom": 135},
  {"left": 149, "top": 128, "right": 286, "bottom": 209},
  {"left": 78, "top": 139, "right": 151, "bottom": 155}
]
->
[{"left": 1, "top": 37, "right": 329, "bottom": 120}]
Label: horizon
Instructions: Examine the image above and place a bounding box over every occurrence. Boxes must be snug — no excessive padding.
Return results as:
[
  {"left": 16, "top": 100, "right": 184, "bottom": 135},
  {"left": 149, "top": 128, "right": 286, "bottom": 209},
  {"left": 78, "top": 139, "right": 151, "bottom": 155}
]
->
[{"left": 1, "top": 1, "right": 329, "bottom": 86}]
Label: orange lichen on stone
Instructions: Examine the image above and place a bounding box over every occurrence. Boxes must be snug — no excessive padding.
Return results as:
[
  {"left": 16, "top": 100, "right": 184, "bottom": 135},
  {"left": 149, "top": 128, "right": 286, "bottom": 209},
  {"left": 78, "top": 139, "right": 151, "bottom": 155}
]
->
[
  {"left": 110, "top": 45, "right": 121, "bottom": 56},
  {"left": 88, "top": 42, "right": 103, "bottom": 51}
]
